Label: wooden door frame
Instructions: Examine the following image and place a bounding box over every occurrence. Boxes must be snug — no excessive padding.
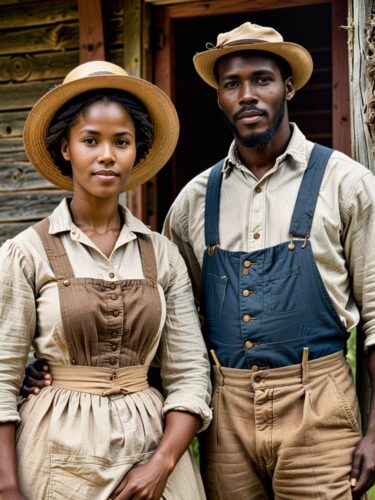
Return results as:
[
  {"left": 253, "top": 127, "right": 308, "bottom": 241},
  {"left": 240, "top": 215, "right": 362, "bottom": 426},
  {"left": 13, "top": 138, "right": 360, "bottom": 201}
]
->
[{"left": 154, "top": 0, "right": 351, "bottom": 154}]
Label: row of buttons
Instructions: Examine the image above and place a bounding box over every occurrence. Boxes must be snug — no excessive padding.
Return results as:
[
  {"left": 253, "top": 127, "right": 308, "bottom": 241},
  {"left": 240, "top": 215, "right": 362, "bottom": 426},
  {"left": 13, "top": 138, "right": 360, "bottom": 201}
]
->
[{"left": 62, "top": 272, "right": 117, "bottom": 288}]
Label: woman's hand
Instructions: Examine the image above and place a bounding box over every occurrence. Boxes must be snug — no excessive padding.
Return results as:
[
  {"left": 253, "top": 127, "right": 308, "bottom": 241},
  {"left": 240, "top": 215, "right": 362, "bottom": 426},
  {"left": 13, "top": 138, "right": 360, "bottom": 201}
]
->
[
  {"left": 109, "top": 452, "right": 172, "bottom": 500},
  {"left": 108, "top": 410, "right": 201, "bottom": 500}
]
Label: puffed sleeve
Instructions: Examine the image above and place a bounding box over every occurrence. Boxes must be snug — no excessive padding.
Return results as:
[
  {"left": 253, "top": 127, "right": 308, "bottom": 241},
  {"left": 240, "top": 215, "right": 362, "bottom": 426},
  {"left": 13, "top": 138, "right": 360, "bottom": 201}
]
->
[
  {"left": 157, "top": 241, "right": 212, "bottom": 431},
  {"left": 0, "top": 239, "right": 36, "bottom": 423}
]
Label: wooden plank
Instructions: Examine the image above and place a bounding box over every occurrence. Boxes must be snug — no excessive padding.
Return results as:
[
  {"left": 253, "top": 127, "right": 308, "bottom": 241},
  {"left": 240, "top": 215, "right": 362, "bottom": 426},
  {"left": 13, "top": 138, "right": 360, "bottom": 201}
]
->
[
  {"left": 0, "top": 161, "right": 54, "bottom": 191},
  {"left": 0, "top": 22, "right": 79, "bottom": 55},
  {"left": 0, "top": 81, "right": 58, "bottom": 111},
  {"left": 0, "top": 19, "right": 122, "bottom": 56},
  {"left": 0, "top": 190, "right": 65, "bottom": 222},
  {"left": 0, "top": 111, "right": 28, "bottom": 138},
  {"left": 332, "top": 0, "right": 351, "bottom": 156},
  {"left": 0, "top": 0, "right": 77, "bottom": 30},
  {"left": 78, "top": 0, "right": 105, "bottom": 62},
  {"left": 0, "top": 137, "right": 25, "bottom": 156},
  {"left": 0, "top": 49, "right": 123, "bottom": 84},
  {"left": 349, "top": 0, "right": 375, "bottom": 171},
  {"left": 153, "top": 0, "right": 328, "bottom": 19},
  {"left": 124, "top": 0, "right": 142, "bottom": 76},
  {"left": 0, "top": 222, "right": 34, "bottom": 244}
]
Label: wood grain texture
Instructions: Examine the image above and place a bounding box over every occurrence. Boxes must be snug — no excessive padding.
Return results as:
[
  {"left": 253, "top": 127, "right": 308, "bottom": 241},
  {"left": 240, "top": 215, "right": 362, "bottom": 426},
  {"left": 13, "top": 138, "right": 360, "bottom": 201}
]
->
[
  {"left": 0, "top": 161, "right": 54, "bottom": 191},
  {"left": 78, "top": 0, "right": 105, "bottom": 62},
  {"left": 0, "top": 221, "right": 35, "bottom": 244},
  {"left": 0, "top": 190, "right": 66, "bottom": 222},
  {"left": 0, "top": 0, "right": 77, "bottom": 29}
]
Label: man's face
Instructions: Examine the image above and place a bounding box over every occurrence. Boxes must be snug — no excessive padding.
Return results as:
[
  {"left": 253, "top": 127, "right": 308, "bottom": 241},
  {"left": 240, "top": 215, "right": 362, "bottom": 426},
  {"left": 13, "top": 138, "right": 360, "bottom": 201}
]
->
[{"left": 216, "top": 52, "right": 294, "bottom": 149}]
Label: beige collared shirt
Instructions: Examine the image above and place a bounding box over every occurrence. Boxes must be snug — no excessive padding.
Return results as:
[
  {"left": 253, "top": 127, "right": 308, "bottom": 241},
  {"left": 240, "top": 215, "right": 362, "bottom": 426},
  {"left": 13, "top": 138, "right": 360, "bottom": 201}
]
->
[
  {"left": 163, "top": 124, "right": 375, "bottom": 350},
  {"left": 0, "top": 199, "right": 211, "bottom": 425}
]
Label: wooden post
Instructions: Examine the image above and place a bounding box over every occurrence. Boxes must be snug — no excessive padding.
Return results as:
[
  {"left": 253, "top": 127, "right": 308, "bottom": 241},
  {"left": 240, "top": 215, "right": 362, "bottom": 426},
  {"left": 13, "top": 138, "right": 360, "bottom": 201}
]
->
[
  {"left": 349, "top": 0, "right": 375, "bottom": 431},
  {"left": 332, "top": 0, "right": 351, "bottom": 156},
  {"left": 77, "top": 0, "right": 105, "bottom": 63}
]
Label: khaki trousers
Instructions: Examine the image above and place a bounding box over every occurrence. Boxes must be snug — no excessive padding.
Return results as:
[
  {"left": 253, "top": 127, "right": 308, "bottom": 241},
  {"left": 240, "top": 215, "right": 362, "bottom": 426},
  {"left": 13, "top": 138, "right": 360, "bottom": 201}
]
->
[{"left": 200, "top": 351, "right": 362, "bottom": 499}]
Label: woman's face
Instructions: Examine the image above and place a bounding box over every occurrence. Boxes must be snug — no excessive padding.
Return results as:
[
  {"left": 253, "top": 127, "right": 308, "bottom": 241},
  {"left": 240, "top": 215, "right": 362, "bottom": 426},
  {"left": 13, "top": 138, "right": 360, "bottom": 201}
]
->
[{"left": 61, "top": 100, "right": 137, "bottom": 200}]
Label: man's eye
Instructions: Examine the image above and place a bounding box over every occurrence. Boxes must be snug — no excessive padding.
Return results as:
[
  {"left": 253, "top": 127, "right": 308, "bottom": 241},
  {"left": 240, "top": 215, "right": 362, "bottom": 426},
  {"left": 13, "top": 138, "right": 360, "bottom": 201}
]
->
[
  {"left": 224, "top": 81, "right": 238, "bottom": 89},
  {"left": 256, "top": 77, "right": 272, "bottom": 84}
]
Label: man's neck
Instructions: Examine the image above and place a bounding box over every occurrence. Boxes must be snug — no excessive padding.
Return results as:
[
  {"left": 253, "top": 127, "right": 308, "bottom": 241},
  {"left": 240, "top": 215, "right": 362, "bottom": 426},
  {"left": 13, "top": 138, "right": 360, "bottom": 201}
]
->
[{"left": 236, "top": 123, "right": 292, "bottom": 180}]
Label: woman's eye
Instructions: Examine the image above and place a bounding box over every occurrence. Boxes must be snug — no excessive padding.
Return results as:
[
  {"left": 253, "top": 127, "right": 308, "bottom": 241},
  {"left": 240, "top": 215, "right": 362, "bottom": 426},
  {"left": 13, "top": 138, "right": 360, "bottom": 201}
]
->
[
  {"left": 116, "top": 139, "right": 130, "bottom": 146},
  {"left": 83, "top": 137, "right": 96, "bottom": 145}
]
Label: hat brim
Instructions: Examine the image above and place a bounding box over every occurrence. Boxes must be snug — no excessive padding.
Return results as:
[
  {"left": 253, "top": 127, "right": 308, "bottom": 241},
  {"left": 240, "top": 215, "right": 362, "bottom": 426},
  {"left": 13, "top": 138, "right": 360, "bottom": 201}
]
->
[
  {"left": 193, "top": 42, "right": 313, "bottom": 91},
  {"left": 23, "top": 74, "right": 179, "bottom": 192}
]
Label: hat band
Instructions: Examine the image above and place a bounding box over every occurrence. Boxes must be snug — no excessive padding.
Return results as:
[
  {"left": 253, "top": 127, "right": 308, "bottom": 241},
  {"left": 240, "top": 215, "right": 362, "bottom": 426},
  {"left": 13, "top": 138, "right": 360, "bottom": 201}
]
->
[{"left": 216, "top": 38, "right": 270, "bottom": 49}]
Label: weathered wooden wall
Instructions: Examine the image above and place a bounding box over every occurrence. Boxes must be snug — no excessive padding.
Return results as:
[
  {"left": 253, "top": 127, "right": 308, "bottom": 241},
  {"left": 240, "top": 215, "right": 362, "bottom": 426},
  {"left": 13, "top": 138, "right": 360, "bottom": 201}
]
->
[
  {"left": 349, "top": 0, "right": 375, "bottom": 171},
  {"left": 0, "top": 0, "right": 124, "bottom": 242}
]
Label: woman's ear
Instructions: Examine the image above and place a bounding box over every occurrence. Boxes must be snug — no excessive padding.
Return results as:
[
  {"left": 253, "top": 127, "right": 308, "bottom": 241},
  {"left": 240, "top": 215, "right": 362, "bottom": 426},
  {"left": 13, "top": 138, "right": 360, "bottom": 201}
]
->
[
  {"left": 61, "top": 137, "right": 70, "bottom": 161},
  {"left": 285, "top": 76, "right": 296, "bottom": 102}
]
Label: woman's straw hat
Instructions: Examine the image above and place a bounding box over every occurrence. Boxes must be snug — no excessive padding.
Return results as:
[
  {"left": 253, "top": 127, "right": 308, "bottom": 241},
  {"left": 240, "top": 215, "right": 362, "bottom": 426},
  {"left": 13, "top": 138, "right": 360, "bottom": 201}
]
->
[
  {"left": 193, "top": 22, "right": 313, "bottom": 91},
  {"left": 23, "top": 61, "right": 179, "bottom": 192}
]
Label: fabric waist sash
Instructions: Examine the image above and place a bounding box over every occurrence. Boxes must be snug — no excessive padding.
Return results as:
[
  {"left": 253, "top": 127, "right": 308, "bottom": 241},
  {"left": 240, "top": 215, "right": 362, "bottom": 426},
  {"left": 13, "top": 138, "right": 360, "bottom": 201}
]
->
[{"left": 49, "top": 364, "right": 149, "bottom": 396}]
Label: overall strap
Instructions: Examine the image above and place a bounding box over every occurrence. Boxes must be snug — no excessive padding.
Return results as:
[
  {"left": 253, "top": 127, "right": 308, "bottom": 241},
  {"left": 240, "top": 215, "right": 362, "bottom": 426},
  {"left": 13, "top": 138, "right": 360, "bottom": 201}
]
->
[
  {"left": 137, "top": 233, "right": 158, "bottom": 284},
  {"left": 204, "top": 159, "right": 226, "bottom": 247},
  {"left": 33, "top": 218, "right": 75, "bottom": 279},
  {"left": 289, "top": 144, "right": 334, "bottom": 238}
]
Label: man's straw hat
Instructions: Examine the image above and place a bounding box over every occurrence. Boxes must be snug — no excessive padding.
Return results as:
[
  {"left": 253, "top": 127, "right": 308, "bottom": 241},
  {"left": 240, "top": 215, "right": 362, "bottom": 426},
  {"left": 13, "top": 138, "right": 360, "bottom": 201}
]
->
[
  {"left": 193, "top": 22, "right": 313, "bottom": 90},
  {"left": 23, "top": 61, "right": 179, "bottom": 192}
]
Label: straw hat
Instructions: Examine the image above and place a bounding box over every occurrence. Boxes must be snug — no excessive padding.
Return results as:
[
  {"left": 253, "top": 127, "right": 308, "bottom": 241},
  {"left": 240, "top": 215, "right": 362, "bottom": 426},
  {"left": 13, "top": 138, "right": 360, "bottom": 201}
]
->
[
  {"left": 23, "top": 61, "right": 179, "bottom": 192},
  {"left": 193, "top": 22, "right": 313, "bottom": 91}
]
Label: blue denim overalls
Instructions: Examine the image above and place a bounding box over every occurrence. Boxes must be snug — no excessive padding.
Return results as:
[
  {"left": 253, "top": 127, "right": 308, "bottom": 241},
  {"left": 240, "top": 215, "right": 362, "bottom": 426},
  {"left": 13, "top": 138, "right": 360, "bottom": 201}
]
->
[{"left": 201, "top": 144, "right": 348, "bottom": 370}]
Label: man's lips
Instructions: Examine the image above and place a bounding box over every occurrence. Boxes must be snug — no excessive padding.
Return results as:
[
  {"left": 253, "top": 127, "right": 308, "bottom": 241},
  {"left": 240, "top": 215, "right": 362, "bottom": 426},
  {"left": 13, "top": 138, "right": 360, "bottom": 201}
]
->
[{"left": 236, "top": 110, "right": 265, "bottom": 124}]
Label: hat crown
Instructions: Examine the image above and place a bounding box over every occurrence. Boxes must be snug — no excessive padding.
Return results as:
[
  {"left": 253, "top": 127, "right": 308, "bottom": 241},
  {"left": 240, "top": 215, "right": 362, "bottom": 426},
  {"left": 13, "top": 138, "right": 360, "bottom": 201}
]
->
[
  {"left": 63, "top": 61, "right": 128, "bottom": 84},
  {"left": 216, "top": 22, "right": 283, "bottom": 47}
]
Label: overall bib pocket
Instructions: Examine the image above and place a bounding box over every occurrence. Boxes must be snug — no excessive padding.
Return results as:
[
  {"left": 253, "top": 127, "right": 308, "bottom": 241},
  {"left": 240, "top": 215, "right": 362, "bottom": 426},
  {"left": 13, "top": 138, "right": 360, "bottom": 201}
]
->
[{"left": 264, "top": 266, "right": 303, "bottom": 314}]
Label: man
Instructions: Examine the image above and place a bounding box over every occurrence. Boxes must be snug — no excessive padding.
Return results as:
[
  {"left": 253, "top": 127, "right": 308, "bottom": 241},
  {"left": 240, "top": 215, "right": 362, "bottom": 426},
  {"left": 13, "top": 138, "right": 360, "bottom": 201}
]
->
[
  {"left": 23, "top": 22, "right": 375, "bottom": 499},
  {"left": 163, "top": 22, "right": 375, "bottom": 499}
]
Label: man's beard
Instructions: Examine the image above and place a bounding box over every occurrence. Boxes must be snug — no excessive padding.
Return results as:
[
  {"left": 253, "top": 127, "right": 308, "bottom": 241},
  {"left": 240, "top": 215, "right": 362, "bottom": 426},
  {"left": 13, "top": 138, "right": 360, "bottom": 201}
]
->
[{"left": 223, "top": 95, "right": 286, "bottom": 149}]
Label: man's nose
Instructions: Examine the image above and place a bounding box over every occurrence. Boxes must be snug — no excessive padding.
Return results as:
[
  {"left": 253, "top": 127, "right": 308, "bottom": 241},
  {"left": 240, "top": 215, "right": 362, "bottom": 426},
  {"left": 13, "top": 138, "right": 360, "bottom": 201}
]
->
[{"left": 239, "top": 82, "right": 258, "bottom": 104}]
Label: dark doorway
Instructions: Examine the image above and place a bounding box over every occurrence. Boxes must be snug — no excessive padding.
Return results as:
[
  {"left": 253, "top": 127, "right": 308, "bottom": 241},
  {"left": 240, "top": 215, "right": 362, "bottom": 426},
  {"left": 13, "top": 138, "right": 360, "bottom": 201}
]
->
[{"left": 155, "top": 2, "right": 333, "bottom": 229}]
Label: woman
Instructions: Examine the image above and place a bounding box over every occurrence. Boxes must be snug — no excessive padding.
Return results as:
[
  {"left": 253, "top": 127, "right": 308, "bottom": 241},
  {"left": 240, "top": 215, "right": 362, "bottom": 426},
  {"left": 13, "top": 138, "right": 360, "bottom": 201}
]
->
[{"left": 0, "top": 61, "right": 211, "bottom": 499}]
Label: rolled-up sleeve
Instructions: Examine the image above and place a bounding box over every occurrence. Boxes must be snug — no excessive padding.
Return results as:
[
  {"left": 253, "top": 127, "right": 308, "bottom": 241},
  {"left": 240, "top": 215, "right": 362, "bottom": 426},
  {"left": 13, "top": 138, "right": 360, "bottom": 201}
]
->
[
  {"left": 343, "top": 172, "right": 375, "bottom": 350},
  {"left": 158, "top": 242, "right": 212, "bottom": 431},
  {"left": 0, "top": 240, "right": 36, "bottom": 423}
]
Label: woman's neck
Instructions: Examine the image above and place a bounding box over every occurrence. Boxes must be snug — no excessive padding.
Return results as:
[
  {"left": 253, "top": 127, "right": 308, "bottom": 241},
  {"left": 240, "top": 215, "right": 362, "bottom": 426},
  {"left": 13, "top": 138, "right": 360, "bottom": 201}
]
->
[{"left": 69, "top": 196, "right": 121, "bottom": 234}]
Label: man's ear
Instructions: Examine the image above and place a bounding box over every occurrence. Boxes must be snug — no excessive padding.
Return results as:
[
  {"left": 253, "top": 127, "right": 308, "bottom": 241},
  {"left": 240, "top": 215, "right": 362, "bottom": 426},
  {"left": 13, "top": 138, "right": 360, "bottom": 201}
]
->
[
  {"left": 285, "top": 76, "right": 296, "bottom": 102},
  {"left": 61, "top": 137, "right": 70, "bottom": 161},
  {"left": 217, "top": 90, "right": 223, "bottom": 110}
]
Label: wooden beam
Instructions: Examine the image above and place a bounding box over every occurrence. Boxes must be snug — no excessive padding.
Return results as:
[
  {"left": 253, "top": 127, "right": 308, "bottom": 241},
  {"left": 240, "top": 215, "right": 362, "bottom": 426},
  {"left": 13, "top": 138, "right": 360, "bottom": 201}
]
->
[
  {"left": 123, "top": 0, "right": 142, "bottom": 76},
  {"left": 77, "top": 0, "right": 105, "bottom": 63},
  {"left": 152, "top": 0, "right": 328, "bottom": 19},
  {"left": 332, "top": 0, "right": 351, "bottom": 156}
]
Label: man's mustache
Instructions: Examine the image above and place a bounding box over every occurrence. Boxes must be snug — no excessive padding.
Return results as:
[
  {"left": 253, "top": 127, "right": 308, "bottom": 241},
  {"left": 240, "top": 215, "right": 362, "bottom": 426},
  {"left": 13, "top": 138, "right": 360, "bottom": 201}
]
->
[{"left": 233, "top": 105, "right": 267, "bottom": 122}]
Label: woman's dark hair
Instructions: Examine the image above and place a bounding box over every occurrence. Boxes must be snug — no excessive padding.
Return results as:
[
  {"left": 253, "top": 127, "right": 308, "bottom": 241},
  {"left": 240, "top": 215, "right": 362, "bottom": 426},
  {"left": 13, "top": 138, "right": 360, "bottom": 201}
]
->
[
  {"left": 45, "top": 89, "right": 154, "bottom": 177},
  {"left": 214, "top": 50, "right": 293, "bottom": 84}
]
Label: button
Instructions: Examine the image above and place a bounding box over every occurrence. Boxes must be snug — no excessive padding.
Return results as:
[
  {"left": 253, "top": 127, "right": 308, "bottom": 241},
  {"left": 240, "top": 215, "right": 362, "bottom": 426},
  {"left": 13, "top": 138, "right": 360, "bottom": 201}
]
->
[
  {"left": 252, "top": 365, "right": 259, "bottom": 372},
  {"left": 109, "top": 272, "right": 115, "bottom": 278},
  {"left": 242, "top": 289, "right": 250, "bottom": 297},
  {"left": 254, "top": 233, "right": 260, "bottom": 240},
  {"left": 111, "top": 293, "right": 118, "bottom": 300},
  {"left": 242, "top": 268, "right": 249, "bottom": 275},
  {"left": 113, "top": 310, "right": 119, "bottom": 317},
  {"left": 111, "top": 344, "right": 117, "bottom": 351},
  {"left": 243, "top": 314, "right": 251, "bottom": 322},
  {"left": 254, "top": 375, "right": 262, "bottom": 383},
  {"left": 245, "top": 340, "right": 254, "bottom": 350},
  {"left": 110, "top": 283, "right": 116, "bottom": 290},
  {"left": 71, "top": 358, "right": 77, "bottom": 365},
  {"left": 243, "top": 260, "right": 252, "bottom": 268},
  {"left": 255, "top": 186, "right": 262, "bottom": 193},
  {"left": 62, "top": 279, "right": 70, "bottom": 286},
  {"left": 109, "top": 357, "right": 117, "bottom": 365}
]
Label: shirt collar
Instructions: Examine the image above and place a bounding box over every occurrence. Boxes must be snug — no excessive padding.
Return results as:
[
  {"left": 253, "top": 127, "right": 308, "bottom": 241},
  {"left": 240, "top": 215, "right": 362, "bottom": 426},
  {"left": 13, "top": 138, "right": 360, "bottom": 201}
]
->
[
  {"left": 48, "top": 198, "right": 152, "bottom": 241},
  {"left": 222, "top": 123, "right": 308, "bottom": 175}
]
